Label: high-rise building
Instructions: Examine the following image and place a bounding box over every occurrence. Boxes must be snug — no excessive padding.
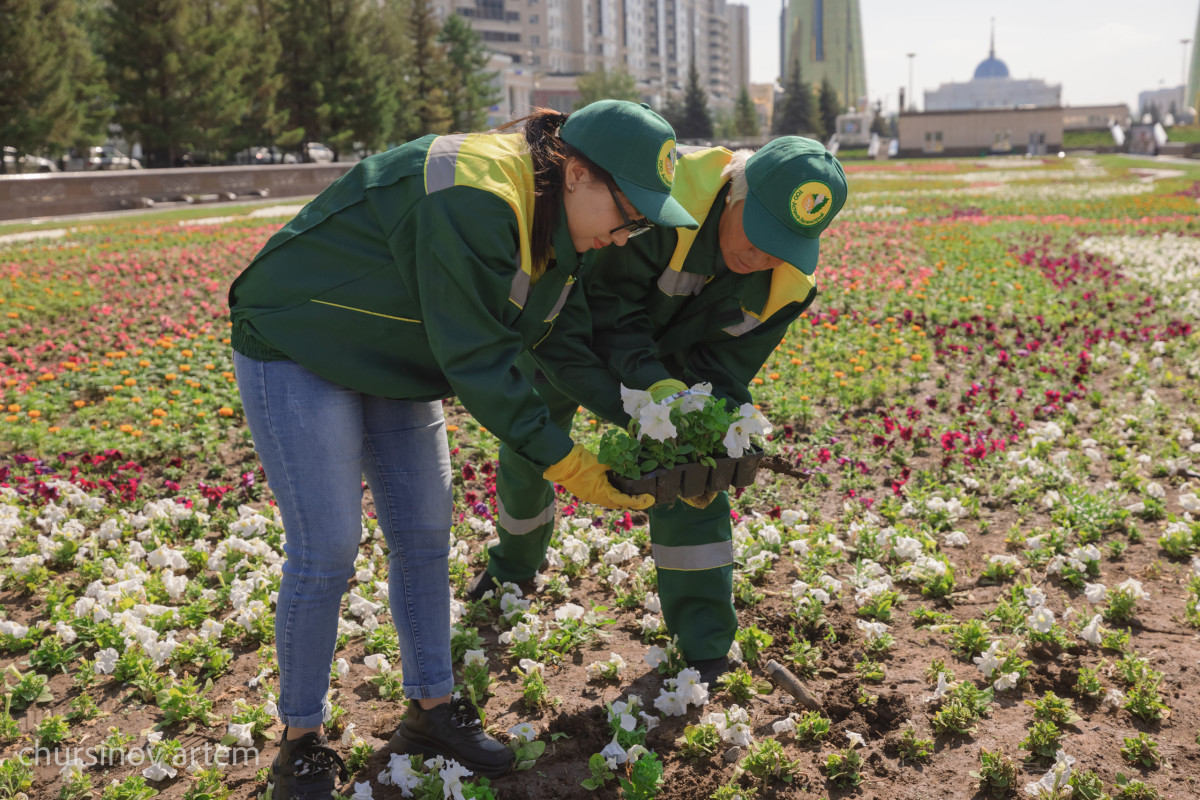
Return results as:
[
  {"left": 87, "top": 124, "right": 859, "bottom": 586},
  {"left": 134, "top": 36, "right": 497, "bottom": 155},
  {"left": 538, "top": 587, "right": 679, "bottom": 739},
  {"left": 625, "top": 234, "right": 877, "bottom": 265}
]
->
[
  {"left": 1189, "top": 4, "right": 1200, "bottom": 115},
  {"left": 781, "top": 0, "right": 867, "bottom": 111},
  {"left": 432, "top": 0, "right": 749, "bottom": 115}
]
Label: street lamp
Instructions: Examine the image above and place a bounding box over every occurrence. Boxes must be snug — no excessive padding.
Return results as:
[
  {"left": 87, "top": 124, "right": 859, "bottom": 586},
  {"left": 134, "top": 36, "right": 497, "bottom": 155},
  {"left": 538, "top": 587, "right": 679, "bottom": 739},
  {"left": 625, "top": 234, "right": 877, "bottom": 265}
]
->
[
  {"left": 906, "top": 53, "right": 916, "bottom": 112},
  {"left": 1182, "top": 39, "right": 1192, "bottom": 89}
]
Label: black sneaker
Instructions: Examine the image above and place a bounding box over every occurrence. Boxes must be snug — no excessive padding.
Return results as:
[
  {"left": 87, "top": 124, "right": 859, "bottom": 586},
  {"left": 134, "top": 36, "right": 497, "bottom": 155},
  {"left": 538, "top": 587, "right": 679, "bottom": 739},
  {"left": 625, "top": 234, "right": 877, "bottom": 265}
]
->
[
  {"left": 465, "top": 570, "right": 500, "bottom": 602},
  {"left": 389, "top": 697, "right": 514, "bottom": 778},
  {"left": 688, "top": 656, "right": 730, "bottom": 688},
  {"left": 266, "top": 729, "right": 348, "bottom": 800}
]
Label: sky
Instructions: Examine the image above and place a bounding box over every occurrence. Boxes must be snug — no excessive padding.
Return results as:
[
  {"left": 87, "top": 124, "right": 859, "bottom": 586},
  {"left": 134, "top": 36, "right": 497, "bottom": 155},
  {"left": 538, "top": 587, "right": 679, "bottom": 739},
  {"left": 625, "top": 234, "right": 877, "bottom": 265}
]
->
[{"left": 747, "top": 0, "right": 1199, "bottom": 114}]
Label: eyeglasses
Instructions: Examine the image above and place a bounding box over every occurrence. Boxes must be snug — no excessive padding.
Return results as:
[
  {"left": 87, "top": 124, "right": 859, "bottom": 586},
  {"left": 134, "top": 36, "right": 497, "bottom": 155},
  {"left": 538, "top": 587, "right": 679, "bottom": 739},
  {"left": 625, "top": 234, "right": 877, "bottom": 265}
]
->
[{"left": 605, "top": 183, "right": 654, "bottom": 238}]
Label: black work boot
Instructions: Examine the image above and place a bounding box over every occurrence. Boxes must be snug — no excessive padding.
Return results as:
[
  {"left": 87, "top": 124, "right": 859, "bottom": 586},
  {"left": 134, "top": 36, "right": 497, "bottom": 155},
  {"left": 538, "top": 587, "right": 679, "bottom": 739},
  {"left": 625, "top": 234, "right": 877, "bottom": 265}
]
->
[
  {"left": 389, "top": 697, "right": 515, "bottom": 778},
  {"left": 465, "top": 570, "right": 500, "bottom": 602},
  {"left": 688, "top": 656, "right": 730, "bottom": 687},
  {"left": 266, "top": 729, "right": 348, "bottom": 800}
]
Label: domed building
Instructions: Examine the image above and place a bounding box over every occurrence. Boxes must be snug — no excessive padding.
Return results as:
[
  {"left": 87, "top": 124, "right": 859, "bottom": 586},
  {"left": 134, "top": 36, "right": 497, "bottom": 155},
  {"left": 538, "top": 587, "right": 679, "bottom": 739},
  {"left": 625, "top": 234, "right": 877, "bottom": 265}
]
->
[{"left": 924, "top": 26, "right": 1061, "bottom": 111}]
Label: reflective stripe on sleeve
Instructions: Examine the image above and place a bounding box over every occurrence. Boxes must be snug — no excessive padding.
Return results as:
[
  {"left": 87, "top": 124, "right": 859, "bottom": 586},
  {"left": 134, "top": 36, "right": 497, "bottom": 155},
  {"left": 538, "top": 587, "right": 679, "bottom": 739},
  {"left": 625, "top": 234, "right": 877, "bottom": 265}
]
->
[
  {"left": 509, "top": 270, "right": 531, "bottom": 309},
  {"left": 425, "top": 134, "right": 469, "bottom": 193},
  {"left": 723, "top": 311, "right": 762, "bottom": 337},
  {"left": 657, "top": 268, "right": 706, "bottom": 297},
  {"left": 498, "top": 496, "right": 556, "bottom": 536},
  {"left": 651, "top": 540, "right": 734, "bottom": 571},
  {"left": 543, "top": 277, "right": 574, "bottom": 322}
]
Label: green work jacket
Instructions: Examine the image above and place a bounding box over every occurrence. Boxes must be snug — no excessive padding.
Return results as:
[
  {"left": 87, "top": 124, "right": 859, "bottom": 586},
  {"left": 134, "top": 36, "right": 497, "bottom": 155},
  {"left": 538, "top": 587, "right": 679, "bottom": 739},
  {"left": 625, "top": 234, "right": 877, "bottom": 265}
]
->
[
  {"left": 229, "top": 132, "right": 583, "bottom": 469},
  {"left": 532, "top": 146, "right": 818, "bottom": 424}
]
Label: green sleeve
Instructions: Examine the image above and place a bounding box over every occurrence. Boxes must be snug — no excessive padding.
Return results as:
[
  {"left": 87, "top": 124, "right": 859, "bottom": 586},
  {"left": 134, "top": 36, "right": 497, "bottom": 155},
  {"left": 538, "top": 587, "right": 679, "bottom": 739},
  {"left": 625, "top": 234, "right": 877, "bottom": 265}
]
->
[
  {"left": 681, "top": 303, "right": 811, "bottom": 408},
  {"left": 586, "top": 230, "right": 678, "bottom": 389},
  {"left": 527, "top": 287, "right": 631, "bottom": 426},
  {"left": 398, "top": 186, "right": 575, "bottom": 469}
]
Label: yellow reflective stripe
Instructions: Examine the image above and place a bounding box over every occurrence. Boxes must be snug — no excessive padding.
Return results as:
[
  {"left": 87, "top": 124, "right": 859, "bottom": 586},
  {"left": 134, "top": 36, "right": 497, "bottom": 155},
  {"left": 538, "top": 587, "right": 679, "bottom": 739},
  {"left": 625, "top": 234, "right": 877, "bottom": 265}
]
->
[
  {"left": 543, "top": 276, "right": 574, "bottom": 322},
  {"left": 509, "top": 270, "right": 531, "bottom": 309},
  {"left": 498, "top": 496, "right": 556, "bottom": 536},
  {"left": 425, "top": 134, "right": 469, "bottom": 193},
  {"left": 657, "top": 268, "right": 707, "bottom": 297},
  {"left": 652, "top": 540, "right": 734, "bottom": 571},
  {"left": 310, "top": 300, "right": 420, "bottom": 324}
]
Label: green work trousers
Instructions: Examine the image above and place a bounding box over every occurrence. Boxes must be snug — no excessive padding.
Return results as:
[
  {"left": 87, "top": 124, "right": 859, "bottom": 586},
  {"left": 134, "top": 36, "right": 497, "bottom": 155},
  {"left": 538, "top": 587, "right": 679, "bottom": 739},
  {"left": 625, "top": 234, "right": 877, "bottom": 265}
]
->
[{"left": 486, "top": 380, "right": 736, "bottom": 662}]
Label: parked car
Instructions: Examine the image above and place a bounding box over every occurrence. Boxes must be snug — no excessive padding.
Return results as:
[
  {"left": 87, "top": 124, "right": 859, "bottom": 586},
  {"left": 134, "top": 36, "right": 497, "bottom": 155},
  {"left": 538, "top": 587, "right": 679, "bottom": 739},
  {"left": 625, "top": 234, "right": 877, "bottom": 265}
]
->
[
  {"left": 1, "top": 146, "right": 59, "bottom": 174},
  {"left": 235, "top": 146, "right": 299, "bottom": 166},
  {"left": 83, "top": 145, "right": 141, "bottom": 170},
  {"left": 301, "top": 142, "right": 334, "bottom": 163}
]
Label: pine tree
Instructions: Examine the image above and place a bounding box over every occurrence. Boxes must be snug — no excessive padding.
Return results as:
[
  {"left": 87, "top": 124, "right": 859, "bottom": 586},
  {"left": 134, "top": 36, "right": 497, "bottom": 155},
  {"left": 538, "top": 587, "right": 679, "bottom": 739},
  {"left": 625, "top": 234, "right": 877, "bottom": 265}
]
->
[
  {"left": 0, "top": 0, "right": 110, "bottom": 166},
  {"left": 402, "top": 0, "right": 451, "bottom": 139},
  {"left": 817, "top": 77, "right": 840, "bottom": 141},
  {"left": 733, "top": 85, "right": 760, "bottom": 137},
  {"left": 658, "top": 93, "right": 686, "bottom": 133},
  {"left": 678, "top": 59, "right": 713, "bottom": 140},
  {"left": 99, "top": 0, "right": 199, "bottom": 167},
  {"left": 439, "top": 13, "right": 500, "bottom": 131},
  {"left": 772, "top": 58, "right": 815, "bottom": 136},
  {"left": 228, "top": 0, "right": 288, "bottom": 155},
  {"left": 180, "top": 0, "right": 257, "bottom": 162},
  {"left": 574, "top": 66, "right": 640, "bottom": 108}
]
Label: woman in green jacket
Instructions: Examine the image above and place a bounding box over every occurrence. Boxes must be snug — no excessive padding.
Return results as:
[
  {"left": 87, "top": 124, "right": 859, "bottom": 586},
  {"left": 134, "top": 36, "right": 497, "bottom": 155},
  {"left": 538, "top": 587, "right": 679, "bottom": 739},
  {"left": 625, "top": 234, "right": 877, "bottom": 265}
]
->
[{"left": 228, "top": 100, "right": 696, "bottom": 799}]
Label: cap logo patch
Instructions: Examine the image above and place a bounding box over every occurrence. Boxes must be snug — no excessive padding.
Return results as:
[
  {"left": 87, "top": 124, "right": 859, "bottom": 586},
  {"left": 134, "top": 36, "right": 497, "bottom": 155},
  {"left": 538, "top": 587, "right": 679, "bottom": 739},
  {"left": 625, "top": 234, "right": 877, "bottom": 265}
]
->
[
  {"left": 790, "top": 181, "right": 834, "bottom": 227},
  {"left": 657, "top": 140, "right": 678, "bottom": 189}
]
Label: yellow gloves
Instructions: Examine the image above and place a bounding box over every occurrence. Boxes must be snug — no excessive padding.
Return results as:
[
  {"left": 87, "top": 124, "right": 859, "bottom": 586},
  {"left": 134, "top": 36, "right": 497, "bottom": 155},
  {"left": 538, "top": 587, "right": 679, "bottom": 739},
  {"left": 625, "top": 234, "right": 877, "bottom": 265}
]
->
[
  {"left": 544, "top": 445, "right": 654, "bottom": 510},
  {"left": 648, "top": 379, "right": 688, "bottom": 403},
  {"left": 682, "top": 491, "right": 718, "bottom": 509}
]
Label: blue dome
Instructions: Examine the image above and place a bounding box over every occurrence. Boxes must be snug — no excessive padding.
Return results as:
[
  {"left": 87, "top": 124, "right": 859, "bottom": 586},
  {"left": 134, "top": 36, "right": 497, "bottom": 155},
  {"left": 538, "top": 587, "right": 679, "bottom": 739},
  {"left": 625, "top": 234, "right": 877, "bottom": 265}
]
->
[{"left": 974, "top": 56, "right": 1009, "bottom": 79}]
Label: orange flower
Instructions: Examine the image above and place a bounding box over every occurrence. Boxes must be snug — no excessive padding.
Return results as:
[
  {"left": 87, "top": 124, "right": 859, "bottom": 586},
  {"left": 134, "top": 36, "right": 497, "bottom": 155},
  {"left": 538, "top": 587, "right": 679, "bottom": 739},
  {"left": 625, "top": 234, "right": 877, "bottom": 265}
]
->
[
  {"left": 124, "top": 376, "right": 137, "bottom": 386},
  {"left": 73, "top": 400, "right": 86, "bottom": 408},
  {"left": 4, "top": 414, "right": 18, "bottom": 423},
  {"left": 446, "top": 424, "right": 459, "bottom": 432},
  {"left": 149, "top": 419, "right": 163, "bottom": 427},
  {"left": 910, "top": 354, "right": 923, "bottom": 362},
  {"left": 217, "top": 407, "right": 234, "bottom": 417},
  {"left": 119, "top": 424, "right": 134, "bottom": 433},
  {"left": 6, "top": 403, "right": 19, "bottom": 413},
  {"left": 27, "top": 410, "right": 41, "bottom": 418}
]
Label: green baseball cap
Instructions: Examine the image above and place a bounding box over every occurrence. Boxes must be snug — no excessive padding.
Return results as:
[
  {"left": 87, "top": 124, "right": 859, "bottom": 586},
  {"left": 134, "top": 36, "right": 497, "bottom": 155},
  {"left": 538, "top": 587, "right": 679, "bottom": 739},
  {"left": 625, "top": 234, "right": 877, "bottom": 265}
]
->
[
  {"left": 742, "top": 136, "right": 847, "bottom": 275},
  {"left": 559, "top": 100, "right": 698, "bottom": 230}
]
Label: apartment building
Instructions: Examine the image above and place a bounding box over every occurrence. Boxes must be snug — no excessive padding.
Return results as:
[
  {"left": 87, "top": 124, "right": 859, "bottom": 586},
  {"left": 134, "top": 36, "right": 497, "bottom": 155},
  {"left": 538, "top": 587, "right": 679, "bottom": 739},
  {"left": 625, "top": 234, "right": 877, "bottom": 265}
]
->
[{"left": 433, "top": 0, "right": 749, "bottom": 115}]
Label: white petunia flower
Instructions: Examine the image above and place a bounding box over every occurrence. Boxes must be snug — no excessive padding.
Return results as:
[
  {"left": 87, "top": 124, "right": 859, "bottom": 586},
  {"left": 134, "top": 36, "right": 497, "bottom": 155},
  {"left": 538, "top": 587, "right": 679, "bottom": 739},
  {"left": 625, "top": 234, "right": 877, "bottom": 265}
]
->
[
  {"left": 845, "top": 731, "right": 865, "bottom": 748},
  {"left": 94, "top": 647, "right": 119, "bottom": 674},
  {"left": 993, "top": 672, "right": 1019, "bottom": 692},
  {"left": 227, "top": 722, "right": 254, "bottom": 747},
  {"left": 554, "top": 603, "right": 585, "bottom": 621},
  {"left": 142, "top": 761, "right": 177, "bottom": 781},
  {"left": 638, "top": 403, "right": 676, "bottom": 442},
  {"left": 363, "top": 654, "right": 390, "bottom": 672},
  {"left": 1079, "top": 614, "right": 1103, "bottom": 645},
  {"left": 1116, "top": 577, "right": 1149, "bottom": 600},
  {"left": 463, "top": 650, "right": 486, "bottom": 666},
  {"left": 1028, "top": 606, "right": 1055, "bottom": 634},
  {"left": 620, "top": 385, "right": 655, "bottom": 420},
  {"left": 507, "top": 722, "right": 537, "bottom": 742},
  {"left": 350, "top": 781, "right": 374, "bottom": 800},
  {"left": 943, "top": 531, "right": 970, "bottom": 547}
]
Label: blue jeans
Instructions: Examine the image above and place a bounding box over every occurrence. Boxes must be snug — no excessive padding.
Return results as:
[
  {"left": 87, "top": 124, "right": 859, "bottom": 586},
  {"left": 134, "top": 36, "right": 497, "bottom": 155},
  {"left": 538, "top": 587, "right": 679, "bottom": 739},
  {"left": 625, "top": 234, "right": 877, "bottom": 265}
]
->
[{"left": 234, "top": 352, "right": 455, "bottom": 728}]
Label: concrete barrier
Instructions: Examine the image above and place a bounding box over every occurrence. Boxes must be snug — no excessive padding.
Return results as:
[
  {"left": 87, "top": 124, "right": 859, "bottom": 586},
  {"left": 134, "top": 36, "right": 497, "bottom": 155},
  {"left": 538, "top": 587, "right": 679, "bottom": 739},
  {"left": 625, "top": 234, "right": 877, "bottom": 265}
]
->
[{"left": 0, "top": 163, "right": 355, "bottom": 222}]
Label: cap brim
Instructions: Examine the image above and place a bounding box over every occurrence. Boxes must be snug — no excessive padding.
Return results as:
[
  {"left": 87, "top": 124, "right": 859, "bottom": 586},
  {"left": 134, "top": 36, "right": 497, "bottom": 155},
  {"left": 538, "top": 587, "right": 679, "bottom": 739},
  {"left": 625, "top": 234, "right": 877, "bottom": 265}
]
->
[
  {"left": 742, "top": 189, "right": 819, "bottom": 275},
  {"left": 614, "top": 177, "right": 699, "bottom": 230}
]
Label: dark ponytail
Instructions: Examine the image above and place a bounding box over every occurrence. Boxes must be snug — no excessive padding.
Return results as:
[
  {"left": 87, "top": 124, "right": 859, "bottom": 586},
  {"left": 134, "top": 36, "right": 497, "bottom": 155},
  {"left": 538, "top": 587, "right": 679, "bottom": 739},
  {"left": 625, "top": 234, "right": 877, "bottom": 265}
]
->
[{"left": 497, "top": 108, "right": 610, "bottom": 268}]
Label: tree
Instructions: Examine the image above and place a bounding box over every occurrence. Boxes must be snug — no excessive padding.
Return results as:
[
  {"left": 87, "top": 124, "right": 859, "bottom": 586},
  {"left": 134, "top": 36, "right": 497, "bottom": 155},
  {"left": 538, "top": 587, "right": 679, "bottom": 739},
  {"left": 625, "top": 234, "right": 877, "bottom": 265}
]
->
[
  {"left": 733, "top": 85, "right": 760, "bottom": 137},
  {"left": 228, "top": 0, "right": 289, "bottom": 156},
  {"left": 658, "top": 93, "right": 685, "bottom": 133},
  {"left": 574, "top": 66, "right": 640, "bottom": 108},
  {"left": 772, "top": 58, "right": 816, "bottom": 137},
  {"left": 677, "top": 59, "right": 713, "bottom": 140},
  {"left": 178, "top": 0, "right": 259, "bottom": 162},
  {"left": 399, "top": 0, "right": 450, "bottom": 140},
  {"left": 439, "top": 13, "right": 499, "bottom": 131},
  {"left": 0, "top": 0, "right": 110, "bottom": 166},
  {"left": 817, "top": 77, "right": 840, "bottom": 141}
]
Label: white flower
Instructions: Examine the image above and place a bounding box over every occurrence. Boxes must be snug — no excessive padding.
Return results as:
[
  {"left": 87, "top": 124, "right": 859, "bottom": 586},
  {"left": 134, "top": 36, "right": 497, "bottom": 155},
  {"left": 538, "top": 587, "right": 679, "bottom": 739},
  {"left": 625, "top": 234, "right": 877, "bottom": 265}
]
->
[
  {"left": 380, "top": 752, "right": 422, "bottom": 792},
  {"left": 653, "top": 688, "right": 689, "bottom": 716},
  {"left": 334, "top": 657, "right": 350, "bottom": 676},
  {"left": 772, "top": 715, "right": 798, "bottom": 735},
  {"left": 1023, "top": 587, "right": 1046, "bottom": 608},
  {"left": 350, "top": 781, "right": 374, "bottom": 800},
  {"left": 94, "top": 647, "right": 119, "bottom": 674},
  {"left": 780, "top": 509, "right": 807, "bottom": 527},
  {"left": 1104, "top": 688, "right": 1125, "bottom": 708},
  {"left": 644, "top": 645, "right": 668, "bottom": 668},
  {"left": 638, "top": 403, "right": 677, "bottom": 442},
  {"left": 518, "top": 659, "right": 544, "bottom": 674},
  {"left": 554, "top": 603, "right": 585, "bottom": 621},
  {"left": 722, "top": 420, "right": 753, "bottom": 458},
  {"left": 973, "top": 642, "right": 1003, "bottom": 678},
  {"left": 507, "top": 722, "right": 537, "bottom": 742},
  {"left": 993, "top": 672, "right": 1020, "bottom": 692},
  {"left": 1079, "top": 614, "right": 1103, "bottom": 645},
  {"left": 1192, "top": 555, "right": 1200, "bottom": 577},
  {"left": 1028, "top": 606, "right": 1055, "bottom": 634},
  {"left": 943, "top": 531, "right": 970, "bottom": 547},
  {"left": 142, "top": 761, "right": 177, "bottom": 781},
  {"left": 640, "top": 614, "right": 663, "bottom": 635},
  {"left": 846, "top": 731, "right": 865, "bottom": 748},
  {"left": 856, "top": 619, "right": 890, "bottom": 642},
  {"left": 644, "top": 593, "right": 661, "bottom": 613},
  {"left": 600, "top": 738, "right": 628, "bottom": 767},
  {"left": 226, "top": 722, "right": 254, "bottom": 747},
  {"left": 363, "top": 654, "right": 390, "bottom": 672},
  {"left": 439, "top": 759, "right": 472, "bottom": 800},
  {"left": 463, "top": 649, "right": 487, "bottom": 667},
  {"left": 620, "top": 385, "right": 655, "bottom": 419},
  {"left": 1025, "top": 750, "right": 1074, "bottom": 797},
  {"left": 1116, "top": 577, "right": 1149, "bottom": 600},
  {"left": 926, "top": 672, "right": 954, "bottom": 703},
  {"left": 1084, "top": 582, "right": 1107, "bottom": 603}
]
